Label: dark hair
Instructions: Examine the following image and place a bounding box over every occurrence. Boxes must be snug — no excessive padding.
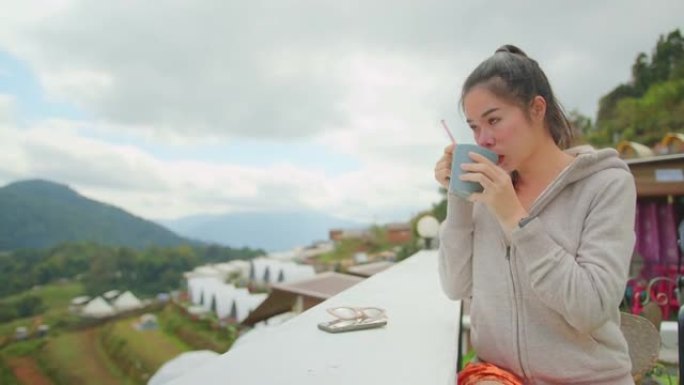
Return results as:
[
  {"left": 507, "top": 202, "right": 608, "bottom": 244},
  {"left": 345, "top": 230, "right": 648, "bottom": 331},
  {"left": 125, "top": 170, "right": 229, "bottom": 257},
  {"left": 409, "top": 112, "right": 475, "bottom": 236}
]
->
[{"left": 461, "top": 44, "right": 575, "bottom": 149}]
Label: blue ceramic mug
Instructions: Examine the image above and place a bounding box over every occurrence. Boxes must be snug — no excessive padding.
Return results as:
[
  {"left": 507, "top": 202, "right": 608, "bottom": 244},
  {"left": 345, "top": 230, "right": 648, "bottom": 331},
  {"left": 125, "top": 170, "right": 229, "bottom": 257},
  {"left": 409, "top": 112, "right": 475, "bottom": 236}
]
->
[{"left": 449, "top": 144, "right": 498, "bottom": 199}]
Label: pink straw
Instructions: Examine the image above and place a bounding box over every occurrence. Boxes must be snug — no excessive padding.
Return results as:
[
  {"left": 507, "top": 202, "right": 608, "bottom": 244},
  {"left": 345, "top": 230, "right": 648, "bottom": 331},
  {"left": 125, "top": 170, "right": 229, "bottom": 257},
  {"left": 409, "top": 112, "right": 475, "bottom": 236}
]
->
[{"left": 440, "top": 119, "right": 456, "bottom": 144}]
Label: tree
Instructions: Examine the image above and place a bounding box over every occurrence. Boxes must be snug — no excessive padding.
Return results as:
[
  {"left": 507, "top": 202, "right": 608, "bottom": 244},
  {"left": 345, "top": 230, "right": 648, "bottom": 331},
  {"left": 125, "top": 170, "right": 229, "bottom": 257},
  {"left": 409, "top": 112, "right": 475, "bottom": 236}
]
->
[{"left": 592, "top": 29, "right": 684, "bottom": 147}]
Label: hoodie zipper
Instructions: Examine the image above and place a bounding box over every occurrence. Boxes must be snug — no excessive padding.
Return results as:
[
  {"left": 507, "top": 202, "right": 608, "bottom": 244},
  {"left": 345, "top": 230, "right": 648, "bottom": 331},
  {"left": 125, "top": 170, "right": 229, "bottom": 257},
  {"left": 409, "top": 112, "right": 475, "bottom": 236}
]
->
[{"left": 506, "top": 245, "right": 528, "bottom": 380}]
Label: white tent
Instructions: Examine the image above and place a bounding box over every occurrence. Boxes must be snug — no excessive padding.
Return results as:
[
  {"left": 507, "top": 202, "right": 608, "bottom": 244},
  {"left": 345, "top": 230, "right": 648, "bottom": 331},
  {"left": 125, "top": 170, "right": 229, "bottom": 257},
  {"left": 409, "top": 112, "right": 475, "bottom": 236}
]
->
[
  {"left": 192, "top": 265, "right": 224, "bottom": 278},
  {"left": 187, "top": 277, "right": 222, "bottom": 306},
  {"left": 249, "top": 258, "right": 316, "bottom": 285},
  {"left": 230, "top": 293, "right": 268, "bottom": 323},
  {"left": 113, "top": 291, "right": 142, "bottom": 312},
  {"left": 186, "top": 275, "right": 273, "bottom": 320},
  {"left": 70, "top": 296, "right": 91, "bottom": 306},
  {"left": 229, "top": 260, "right": 251, "bottom": 277},
  {"left": 148, "top": 350, "right": 220, "bottom": 385},
  {"left": 81, "top": 296, "right": 115, "bottom": 318},
  {"left": 249, "top": 258, "right": 271, "bottom": 283},
  {"left": 199, "top": 282, "right": 236, "bottom": 312},
  {"left": 212, "top": 286, "right": 246, "bottom": 319},
  {"left": 214, "top": 260, "right": 251, "bottom": 279},
  {"left": 277, "top": 264, "right": 315, "bottom": 283},
  {"left": 103, "top": 290, "right": 120, "bottom": 300},
  {"left": 266, "top": 250, "right": 298, "bottom": 261}
]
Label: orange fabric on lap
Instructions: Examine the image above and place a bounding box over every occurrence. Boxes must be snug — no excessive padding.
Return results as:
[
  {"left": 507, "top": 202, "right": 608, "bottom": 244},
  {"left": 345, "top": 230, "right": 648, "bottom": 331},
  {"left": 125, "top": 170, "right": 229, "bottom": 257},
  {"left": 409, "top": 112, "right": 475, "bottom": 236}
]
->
[{"left": 458, "top": 362, "right": 523, "bottom": 385}]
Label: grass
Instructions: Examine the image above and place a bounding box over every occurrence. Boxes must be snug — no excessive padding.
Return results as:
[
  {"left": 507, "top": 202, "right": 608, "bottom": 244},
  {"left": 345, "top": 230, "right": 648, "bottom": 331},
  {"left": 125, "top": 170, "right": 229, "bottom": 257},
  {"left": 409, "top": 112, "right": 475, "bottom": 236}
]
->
[
  {"left": 159, "top": 304, "right": 236, "bottom": 353},
  {"left": 0, "top": 298, "right": 235, "bottom": 384},
  {"left": 2, "top": 281, "right": 83, "bottom": 309},
  {"left": 41, "top": 328, "right": 133, "bottom": 385},
  {"left": 109, "top": 316, "right": 189, "bottom": 371},
  {"left": 0, "top": 281, "right": 84, "bottom": 337}
]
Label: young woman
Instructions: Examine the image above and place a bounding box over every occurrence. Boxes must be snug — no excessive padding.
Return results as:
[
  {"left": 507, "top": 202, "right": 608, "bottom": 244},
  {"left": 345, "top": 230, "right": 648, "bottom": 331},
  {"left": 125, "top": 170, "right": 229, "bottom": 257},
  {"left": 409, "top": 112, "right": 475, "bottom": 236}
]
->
[{"left": 434, "top": 45, "right": 636, "bottom": 384}]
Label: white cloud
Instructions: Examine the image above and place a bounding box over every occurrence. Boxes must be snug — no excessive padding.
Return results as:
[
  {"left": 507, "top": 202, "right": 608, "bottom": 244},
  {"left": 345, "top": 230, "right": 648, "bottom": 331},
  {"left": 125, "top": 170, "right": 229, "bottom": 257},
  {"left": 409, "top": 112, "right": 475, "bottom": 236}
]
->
[
  {"left": 4, "top": 0, "right": 680, "bottom": 142},
  {"left": 0, "top": 118, "right": 440, "bottom": 221},
  {"left": 0, "top": 0, "right": 682, "bottom": 224},
  {"left": 0, "top": 94, "right": 15, "bottom": 124}
]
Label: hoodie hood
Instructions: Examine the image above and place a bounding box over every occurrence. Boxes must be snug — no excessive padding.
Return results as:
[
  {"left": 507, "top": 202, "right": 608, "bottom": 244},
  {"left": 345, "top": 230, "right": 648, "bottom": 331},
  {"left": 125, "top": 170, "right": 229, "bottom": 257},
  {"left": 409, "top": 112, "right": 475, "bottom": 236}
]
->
[
  {"left": 564, "top": 146, "right": 630, "bottom": 184},
  {"left": 527, "top": 146, "right": 630, "bottom": 217}
]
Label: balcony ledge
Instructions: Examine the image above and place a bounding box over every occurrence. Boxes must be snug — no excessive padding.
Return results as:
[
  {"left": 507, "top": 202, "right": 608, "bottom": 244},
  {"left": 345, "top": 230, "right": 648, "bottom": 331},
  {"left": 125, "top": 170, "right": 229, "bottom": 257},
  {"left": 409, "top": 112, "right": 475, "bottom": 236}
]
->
[{"left": 168, "top": 250, "right": 462, "bottom": 385}]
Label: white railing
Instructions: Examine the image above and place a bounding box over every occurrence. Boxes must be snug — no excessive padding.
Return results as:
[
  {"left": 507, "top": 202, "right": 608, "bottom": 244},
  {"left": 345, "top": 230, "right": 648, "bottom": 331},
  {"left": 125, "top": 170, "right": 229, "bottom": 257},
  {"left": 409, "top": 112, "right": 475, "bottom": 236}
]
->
[{"left": 168, "top": 250, "right": 462, "bottom": 385}]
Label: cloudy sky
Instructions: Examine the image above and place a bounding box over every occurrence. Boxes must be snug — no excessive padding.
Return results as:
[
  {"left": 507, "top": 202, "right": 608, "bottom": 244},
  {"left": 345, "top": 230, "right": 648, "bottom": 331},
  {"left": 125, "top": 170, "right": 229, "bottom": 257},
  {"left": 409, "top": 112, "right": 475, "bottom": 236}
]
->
[{"left": 0, "top": 1, "right": 682, "bottom": 224}]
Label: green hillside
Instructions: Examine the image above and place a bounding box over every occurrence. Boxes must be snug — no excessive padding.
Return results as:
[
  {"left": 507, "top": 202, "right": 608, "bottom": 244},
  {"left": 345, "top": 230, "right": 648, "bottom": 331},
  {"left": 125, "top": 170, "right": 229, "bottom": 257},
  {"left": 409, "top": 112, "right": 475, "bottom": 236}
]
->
[
  {"left": 581, "top": 28, "right": 684, "bottom": 147},
  {"left": 0, "top": 179, "right": 191, "bottom": 251}
]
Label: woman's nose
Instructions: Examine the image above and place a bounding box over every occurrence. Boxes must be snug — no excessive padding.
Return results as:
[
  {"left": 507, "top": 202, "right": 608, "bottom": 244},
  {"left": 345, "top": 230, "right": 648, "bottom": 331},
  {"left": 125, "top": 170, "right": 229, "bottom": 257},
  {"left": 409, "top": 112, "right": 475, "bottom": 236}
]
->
[{"left": 475, "top": 130, "right": 495, "bottom": 148}]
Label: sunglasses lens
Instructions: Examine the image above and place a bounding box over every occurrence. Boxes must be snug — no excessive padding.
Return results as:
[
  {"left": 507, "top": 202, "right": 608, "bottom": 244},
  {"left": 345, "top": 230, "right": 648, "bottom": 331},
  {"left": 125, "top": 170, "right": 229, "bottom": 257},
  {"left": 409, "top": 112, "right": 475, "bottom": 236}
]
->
[
  {"left": 329, "top": 307, "right": 358, "bottom": 319},
  {"left": 362, "top": 308, "right": 384, "bottom": 319}
]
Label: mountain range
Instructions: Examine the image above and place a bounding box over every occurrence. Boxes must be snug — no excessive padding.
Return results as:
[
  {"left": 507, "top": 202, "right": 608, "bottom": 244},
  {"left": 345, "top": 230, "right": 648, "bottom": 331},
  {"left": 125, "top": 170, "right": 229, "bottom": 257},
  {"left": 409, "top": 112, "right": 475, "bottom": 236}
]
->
[
  {"left": 0, "top": 179, "right": 366, "bottom": 252},
  {"left": 0, "top": 179, "right": 191, "bottom": 250}
]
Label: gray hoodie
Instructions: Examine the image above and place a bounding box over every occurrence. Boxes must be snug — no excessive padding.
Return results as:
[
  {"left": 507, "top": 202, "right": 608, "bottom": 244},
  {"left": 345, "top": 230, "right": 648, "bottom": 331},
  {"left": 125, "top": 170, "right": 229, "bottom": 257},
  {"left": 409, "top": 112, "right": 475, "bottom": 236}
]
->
[{"left": 439, "top": 147, "right": 636, "bottom": 384}]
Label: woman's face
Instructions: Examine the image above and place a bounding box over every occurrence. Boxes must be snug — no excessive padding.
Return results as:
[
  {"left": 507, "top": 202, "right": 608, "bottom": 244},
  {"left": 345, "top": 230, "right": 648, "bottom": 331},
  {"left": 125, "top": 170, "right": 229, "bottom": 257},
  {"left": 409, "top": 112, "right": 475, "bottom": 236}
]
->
[{"left": 463, "top": 86, "right": 542, "bottom": 173}]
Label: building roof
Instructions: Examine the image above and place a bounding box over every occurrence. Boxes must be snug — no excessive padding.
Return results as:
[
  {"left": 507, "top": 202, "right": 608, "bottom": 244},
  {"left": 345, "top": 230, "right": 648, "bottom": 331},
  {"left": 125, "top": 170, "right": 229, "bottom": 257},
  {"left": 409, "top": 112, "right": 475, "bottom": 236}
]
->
[
  {"left": 662, "top": 133, "right": 684, "bottom": 146},
  {"left": 270, "top": 272, "right": 363, "bottom": 299},
  {"left": 624, "top": 152, "right": 684, "bottom": 165},
  {"left": 617, "top": 141, "right": 655, "bottom": 158},
  {"left": 386, "top": 222, "right": 411, "bottom": 230},
  {"left": 624, "top": 153, "right": 684, "bottom": 197},
  {"left": 241, "top": 273, "right": 364, "bottom": 326}
]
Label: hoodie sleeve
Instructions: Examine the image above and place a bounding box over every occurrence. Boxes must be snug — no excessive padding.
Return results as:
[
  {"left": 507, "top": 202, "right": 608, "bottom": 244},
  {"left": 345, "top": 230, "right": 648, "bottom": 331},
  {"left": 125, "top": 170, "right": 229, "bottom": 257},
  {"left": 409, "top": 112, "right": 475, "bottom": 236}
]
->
[
  {"left": 438, "top": 194, "right": 475, "bottom": 300},
  {"left": 511, "top": 169, "right": 636, "bottom": 333}
]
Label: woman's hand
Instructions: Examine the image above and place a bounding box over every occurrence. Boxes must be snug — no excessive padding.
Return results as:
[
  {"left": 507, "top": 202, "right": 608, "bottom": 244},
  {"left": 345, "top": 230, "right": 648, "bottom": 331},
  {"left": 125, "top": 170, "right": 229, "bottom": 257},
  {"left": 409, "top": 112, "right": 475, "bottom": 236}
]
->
[
  {"left": 459, "top": 152, "right": 527, "bottom": 234},
  {"left": 434, "top": 144, "right": 455, "bottom": 189}
]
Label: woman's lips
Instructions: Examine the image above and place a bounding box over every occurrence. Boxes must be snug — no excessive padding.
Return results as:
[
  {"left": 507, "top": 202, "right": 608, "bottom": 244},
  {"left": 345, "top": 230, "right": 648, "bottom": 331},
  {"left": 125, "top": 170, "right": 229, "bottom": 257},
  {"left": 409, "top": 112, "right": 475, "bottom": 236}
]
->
[{"left": 498, "top": 155, "right": 505, "bottom": 165}]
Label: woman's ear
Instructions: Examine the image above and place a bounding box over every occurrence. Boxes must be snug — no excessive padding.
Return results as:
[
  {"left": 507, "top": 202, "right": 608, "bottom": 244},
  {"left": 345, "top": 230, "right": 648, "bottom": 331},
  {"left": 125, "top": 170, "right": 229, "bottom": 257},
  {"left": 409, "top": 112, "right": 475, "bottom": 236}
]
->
[{"left": 530, "top": 95, "right": 547, "bottom": 122}]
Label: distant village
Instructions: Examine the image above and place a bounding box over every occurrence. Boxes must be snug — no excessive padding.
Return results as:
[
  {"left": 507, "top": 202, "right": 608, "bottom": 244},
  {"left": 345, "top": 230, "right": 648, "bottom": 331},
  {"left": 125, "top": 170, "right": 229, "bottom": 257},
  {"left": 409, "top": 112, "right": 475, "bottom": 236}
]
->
[{"left": 53, "top": 221, "right": 415, "bottom": 338}]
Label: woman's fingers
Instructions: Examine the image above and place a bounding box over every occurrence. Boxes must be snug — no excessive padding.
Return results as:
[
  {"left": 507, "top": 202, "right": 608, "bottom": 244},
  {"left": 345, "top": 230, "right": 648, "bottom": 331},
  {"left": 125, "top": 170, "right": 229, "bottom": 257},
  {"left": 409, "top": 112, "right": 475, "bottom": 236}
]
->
[
  {"left": 435, "top": 167, "right": 451, "bottom": 187},
  {"left": 435, "top": 145, "right": 455, "bottom": 188},
  {"left": 458, "top": 170, "right": 494, "bottom": 190},
  {"left": 460, "top": 162, "right": 498, "bottom": 184},
  {"left": 461, "top": 152, "right": 507, "bottom": 182},
  {"left": 468, "top": 151, "right": 493, "bottom": 164}
]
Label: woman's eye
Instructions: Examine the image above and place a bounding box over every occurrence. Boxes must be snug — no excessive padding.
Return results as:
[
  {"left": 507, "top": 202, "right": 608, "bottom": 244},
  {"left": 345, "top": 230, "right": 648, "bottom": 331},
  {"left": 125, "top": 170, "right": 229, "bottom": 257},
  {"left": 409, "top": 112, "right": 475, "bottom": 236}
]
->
[{"left": 488, "top": 117, "right": 500, "bottom": 125}]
